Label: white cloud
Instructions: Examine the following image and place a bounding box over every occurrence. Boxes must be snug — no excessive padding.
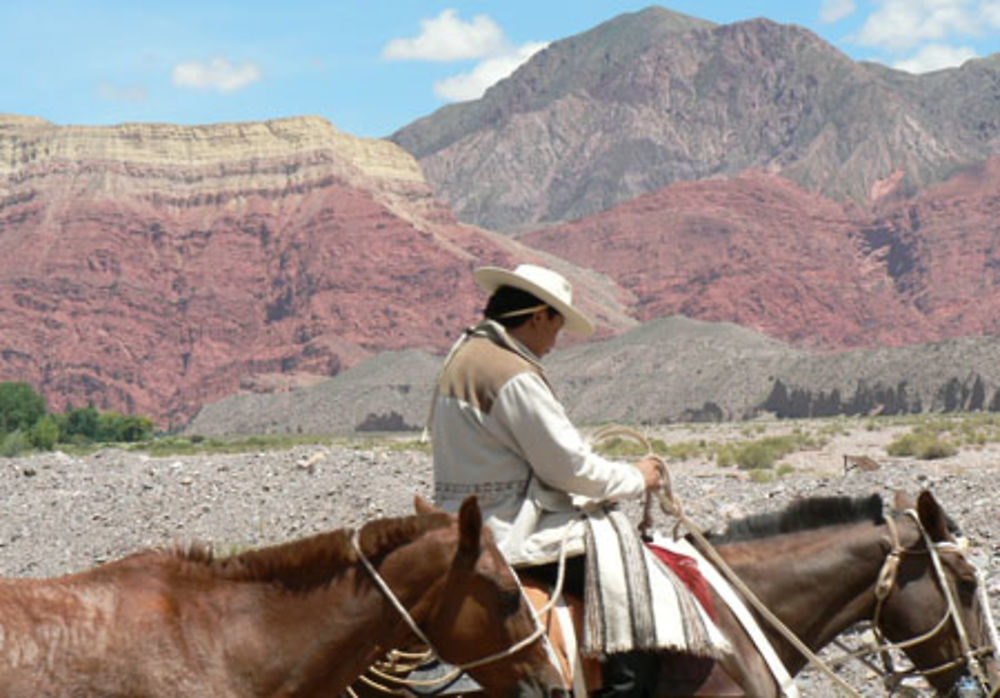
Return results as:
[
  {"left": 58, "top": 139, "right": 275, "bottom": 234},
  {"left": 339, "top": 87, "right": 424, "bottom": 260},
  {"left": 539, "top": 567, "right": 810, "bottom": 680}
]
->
[
  {"left": 382, "top": 9, "right": 506, "bottom": 61},
  {"left": 856, "top": 0, "right": 986, "bottom": 51},
  {"left": 386, "top": 10, "right": 548, "bottom": 103},
  {"left": 171, "top": 58, "right": 261, "bottom": 92},
  {"left": 820, "top": 0, "right": 857, "bottom": 23},
  {"left": 434, "top": 42, "right": 547, "bottom": 101},
  {"left": 97, "top": 82, "right": 147, "bottom": 103},
  {"left": 983, "top": 0, "right": 1000, "bottom": 25},
  {"left": 892, "top": 43, "right": 978, "bottom": 72}
]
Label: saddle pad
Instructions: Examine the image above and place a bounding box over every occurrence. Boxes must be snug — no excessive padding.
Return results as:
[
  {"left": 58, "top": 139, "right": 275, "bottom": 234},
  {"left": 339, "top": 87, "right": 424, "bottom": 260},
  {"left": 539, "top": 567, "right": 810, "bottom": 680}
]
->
[
  {"left": 651, "top": 535, "right": 802, "bottom": 698},
  {"left": 646, "top": 544, "right": 718, "bottom": 620},
  {"left": 582, "top": 508, "right": 730, "bottom": 658}
]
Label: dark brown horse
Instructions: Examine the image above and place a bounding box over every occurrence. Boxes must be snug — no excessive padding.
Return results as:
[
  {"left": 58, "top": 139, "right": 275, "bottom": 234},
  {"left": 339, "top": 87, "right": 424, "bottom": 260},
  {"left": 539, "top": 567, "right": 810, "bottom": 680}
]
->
[
  {"left": 0, "top": 496, "right": 564, "bottom": 698},
  {"left": 641, "top": 489, "right": 998, "bottom": 696},
  {"left": 528, "top": 490, "right": 998, "bottom": 697}
]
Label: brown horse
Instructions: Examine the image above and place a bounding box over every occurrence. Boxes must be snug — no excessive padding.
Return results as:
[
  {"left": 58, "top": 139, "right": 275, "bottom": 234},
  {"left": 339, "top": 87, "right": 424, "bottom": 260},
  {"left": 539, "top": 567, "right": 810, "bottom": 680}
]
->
[
  {"left": 524, "top": 490, "right": 997, "bottom": 697},
  {"left": 0, "top": 496, "right": 564, "bottom": 698},
  {"left": 636, "top": 489, "right": 998, "bottom": 696}
]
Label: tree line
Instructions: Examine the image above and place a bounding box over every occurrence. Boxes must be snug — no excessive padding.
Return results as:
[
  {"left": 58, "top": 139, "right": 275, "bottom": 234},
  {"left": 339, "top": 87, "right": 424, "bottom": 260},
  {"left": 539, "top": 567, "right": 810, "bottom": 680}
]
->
[{"left": 0, "top": 382, "right": 154, "bottom": 456}]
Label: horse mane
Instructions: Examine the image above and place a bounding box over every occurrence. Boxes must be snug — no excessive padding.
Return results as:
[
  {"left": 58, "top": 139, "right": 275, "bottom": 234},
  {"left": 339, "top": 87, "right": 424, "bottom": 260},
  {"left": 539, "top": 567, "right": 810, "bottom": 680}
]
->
[
  {"left": 154, "top": 511, "right": 454, "bottom": 592},
  {"left": 706, "top": 494, "right": 885, "bottom": 545}
]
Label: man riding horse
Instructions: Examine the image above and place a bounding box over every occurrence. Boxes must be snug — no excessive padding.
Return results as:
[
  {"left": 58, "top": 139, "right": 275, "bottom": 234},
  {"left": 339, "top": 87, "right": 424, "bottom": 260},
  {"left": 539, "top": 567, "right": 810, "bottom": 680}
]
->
[{"left": 428, "top": 263, "right": 727, "bottom": 697}]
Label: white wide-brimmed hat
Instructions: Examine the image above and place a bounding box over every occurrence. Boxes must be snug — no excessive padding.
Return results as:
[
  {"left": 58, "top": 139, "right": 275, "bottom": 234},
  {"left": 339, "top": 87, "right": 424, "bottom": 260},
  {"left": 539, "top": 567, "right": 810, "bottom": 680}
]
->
[{"left": 473, "top": 263, "right": 595, "bottom": 336}]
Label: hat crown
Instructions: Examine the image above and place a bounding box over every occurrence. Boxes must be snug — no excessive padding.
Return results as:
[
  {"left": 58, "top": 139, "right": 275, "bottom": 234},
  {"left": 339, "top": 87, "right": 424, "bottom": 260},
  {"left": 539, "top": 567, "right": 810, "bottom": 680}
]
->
[{"left": 510, "top": 264, "right": 572, "bottom": 304}]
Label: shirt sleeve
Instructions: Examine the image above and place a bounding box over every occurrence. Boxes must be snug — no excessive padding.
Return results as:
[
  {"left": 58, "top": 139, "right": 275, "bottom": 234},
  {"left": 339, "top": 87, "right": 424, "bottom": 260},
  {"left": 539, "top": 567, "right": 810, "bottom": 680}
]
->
[{"left": 491, "top": 371, "right": 646, "bottom": 501}]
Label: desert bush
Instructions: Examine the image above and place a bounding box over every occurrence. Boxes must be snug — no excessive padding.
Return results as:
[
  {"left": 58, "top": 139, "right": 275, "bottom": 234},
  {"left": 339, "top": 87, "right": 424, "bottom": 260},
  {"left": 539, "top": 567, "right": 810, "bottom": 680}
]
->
[
  {"left": 662, "top": 440, "right": 706, "bottom": 462},
  {"left": 59, "top": 405, "right": 100, "bottom": 440},
  {"left": 593, "top": 436, "right": 648, "bottom": 458},
  {"left": 96, "top": 412, "right": 154, "bottom": 442},
  {"left": 734, "top": 441, "right": 779, "bottom": 469},
  {"left": 727, "top": 434, "right": 818, "bottom": 470},
  {"left": 1, "top": 429, "right": 31, "bottom": 457},
  {"left": 776, "top": 463, "right": 795, "bottom": 477},
  {"left": 0, "top": 382, "right": 46, "bottom": 435},
  {"left": 748, "top": 469, "right": 775, "bottom": 483},
  {"left": 30, "top": 415, "right": 60, "bottom": 450},
  {"left": 886, "top": 432, "right": 957, "bottom": 460}
]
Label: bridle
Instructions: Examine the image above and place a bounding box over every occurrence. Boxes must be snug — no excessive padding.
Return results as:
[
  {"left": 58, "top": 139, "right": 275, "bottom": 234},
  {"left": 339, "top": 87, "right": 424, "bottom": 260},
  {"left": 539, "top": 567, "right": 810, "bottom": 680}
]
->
[
  {"left": 347, "top": 528, "right": 566, "bottom": 692},
  {"left": 866, "top": 509, "right": 1000, "bottom": 696}
]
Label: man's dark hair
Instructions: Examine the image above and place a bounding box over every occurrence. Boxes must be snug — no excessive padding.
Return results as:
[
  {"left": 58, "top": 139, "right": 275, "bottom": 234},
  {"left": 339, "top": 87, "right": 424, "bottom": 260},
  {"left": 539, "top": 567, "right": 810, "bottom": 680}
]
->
[{"left": 484, "top": 285, "right": 559, "bottom": 329}]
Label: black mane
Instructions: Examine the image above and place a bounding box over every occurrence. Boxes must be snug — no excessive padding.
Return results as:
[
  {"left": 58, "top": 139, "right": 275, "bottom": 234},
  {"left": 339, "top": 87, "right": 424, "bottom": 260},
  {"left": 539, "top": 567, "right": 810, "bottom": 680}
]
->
[{"left": 706, "top": 494, "right": 885, "bottom": 545}]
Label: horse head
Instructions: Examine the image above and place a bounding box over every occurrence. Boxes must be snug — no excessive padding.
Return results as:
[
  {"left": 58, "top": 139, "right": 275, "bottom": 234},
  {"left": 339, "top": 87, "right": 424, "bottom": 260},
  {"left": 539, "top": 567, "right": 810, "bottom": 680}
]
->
[
  {"left": 410, "top": 494, "right": 565, "bottom": 697},
  {"left": 877, "top": 490, "right": 999, "bottom": 696}
]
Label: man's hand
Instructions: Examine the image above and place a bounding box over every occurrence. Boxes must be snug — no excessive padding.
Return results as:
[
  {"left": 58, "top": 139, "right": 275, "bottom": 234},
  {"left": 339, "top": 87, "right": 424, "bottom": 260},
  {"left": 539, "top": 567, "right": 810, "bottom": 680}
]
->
[{"left": 634, "top": 455, "right": 665, "bottom": 490}]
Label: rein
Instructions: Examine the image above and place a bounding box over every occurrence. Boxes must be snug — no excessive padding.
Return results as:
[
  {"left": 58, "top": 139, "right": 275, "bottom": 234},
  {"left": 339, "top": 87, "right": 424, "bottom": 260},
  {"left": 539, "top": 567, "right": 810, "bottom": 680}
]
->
[{"left": 348, "top": 526, "right": 567, "bottom": 692}]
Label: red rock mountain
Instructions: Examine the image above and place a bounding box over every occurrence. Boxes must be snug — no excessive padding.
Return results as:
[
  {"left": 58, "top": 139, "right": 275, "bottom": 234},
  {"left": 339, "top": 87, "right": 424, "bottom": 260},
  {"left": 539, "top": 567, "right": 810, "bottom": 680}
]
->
[
  {"left": 521, "top": 161, "right": 1000, "bottom": 349},
  {"left": 0, "top": 115, "right": 633, "bottom": 425}
]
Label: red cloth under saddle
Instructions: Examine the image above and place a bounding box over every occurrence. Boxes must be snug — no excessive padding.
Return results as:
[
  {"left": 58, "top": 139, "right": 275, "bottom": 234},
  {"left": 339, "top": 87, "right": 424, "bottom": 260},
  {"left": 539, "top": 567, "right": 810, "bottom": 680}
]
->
[{"left": 645, "top": 542, "right": 717, "bottom": 621}]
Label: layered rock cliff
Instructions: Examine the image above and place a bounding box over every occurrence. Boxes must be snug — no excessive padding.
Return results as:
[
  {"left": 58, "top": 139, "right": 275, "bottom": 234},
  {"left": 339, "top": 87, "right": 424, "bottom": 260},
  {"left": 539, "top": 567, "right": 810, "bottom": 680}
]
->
[{"left": 0, "top": 115, "right": 634, "bottom": 425}]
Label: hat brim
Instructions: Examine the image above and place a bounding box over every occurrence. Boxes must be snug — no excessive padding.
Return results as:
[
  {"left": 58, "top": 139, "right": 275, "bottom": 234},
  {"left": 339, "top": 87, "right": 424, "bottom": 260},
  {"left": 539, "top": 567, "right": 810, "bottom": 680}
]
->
[{"left": 474, "top": 266, "right": 595, "bottom": 336}]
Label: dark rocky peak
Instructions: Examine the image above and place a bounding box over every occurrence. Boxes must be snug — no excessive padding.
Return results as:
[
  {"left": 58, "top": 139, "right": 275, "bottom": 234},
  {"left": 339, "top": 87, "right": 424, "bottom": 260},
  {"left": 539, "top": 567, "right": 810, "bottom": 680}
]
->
[
  {"left": 392, "top": 6, "right": 715, "bottom": 158},
  {"left": 392, "top": 7, "right": 1000, "bottom": 233}
]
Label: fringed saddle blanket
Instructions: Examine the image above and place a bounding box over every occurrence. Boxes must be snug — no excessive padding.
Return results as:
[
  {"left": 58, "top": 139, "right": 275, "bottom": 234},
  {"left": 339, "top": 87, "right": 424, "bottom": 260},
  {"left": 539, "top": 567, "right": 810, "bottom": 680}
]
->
[{"left": 581, "top": 508, "right": 730, "bottom": 659}]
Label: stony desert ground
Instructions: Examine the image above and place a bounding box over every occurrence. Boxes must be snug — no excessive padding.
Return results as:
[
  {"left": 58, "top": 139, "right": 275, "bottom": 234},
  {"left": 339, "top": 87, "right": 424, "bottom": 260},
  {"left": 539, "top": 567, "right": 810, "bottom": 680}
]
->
[{"left": 1, "top": 417, "right": 998, "bottom": 696}]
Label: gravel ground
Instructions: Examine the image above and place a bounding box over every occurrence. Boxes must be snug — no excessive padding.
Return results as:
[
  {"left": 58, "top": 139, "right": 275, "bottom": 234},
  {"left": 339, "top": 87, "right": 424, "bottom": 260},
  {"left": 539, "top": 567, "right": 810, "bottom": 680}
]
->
[{"left": 1, "top": 421, "right": 998, "bottom": 696}]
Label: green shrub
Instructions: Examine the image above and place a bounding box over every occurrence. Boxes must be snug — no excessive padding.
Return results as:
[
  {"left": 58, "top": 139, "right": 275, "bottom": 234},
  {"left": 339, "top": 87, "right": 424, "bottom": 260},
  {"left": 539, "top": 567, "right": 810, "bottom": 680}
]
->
[
  {"left": 30, "top": 415, "right": 60, "bottom": 450},
  {"left": 59, "top": 405, "right": 100, "bottom": 440},
  {"left": 886, "top": 432, "right": 957, "bottom": 460},
  {"left": 915, "top": 438, "right": 957, "bottom": 460},
  {"left": 734, "top": 441, "right": 779, "bottom": 470},
  {"left": 748, "top": 468, "right": 775, "bottom": 483},
  {"left": 1, "top": 429, "right": 31, "bottom": 457},
  {"left": 662, "top": 440, "right": 705, "bottom": 462},
  {"left": 96, "top": 412, "right": 154, "bottom": 442},
  {"left": 0, "top": 382, "right": 46, "bottom": 434},
  {"left": 593, "top": 436, "right": 649, "bottom": 459}
]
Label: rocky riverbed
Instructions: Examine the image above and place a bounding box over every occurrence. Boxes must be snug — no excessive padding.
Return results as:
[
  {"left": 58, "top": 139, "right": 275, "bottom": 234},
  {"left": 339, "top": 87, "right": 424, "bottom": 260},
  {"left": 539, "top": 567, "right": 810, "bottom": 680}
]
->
[{"left": 1, "top": 420, "right": 998, "bottom": 696}]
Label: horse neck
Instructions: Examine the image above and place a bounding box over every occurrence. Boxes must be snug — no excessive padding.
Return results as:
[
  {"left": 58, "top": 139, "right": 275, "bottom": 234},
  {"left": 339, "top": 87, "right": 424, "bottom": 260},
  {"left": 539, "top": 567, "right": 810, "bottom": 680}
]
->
[
  {"left": 246, "top": 530, "right": 455, "bottom": 697},
  {"left": 716, "top": 520, "right": 890, "bottom": 673}
]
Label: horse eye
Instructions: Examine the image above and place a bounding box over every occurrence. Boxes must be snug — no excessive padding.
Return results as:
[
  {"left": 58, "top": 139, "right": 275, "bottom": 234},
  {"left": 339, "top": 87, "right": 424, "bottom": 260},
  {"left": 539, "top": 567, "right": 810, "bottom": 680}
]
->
[
  {"left": 957, "top": 576, "right": 977, "bottom": 598},
  {"left": 498, "top": 587, "right": 522, "bottom": 615}
]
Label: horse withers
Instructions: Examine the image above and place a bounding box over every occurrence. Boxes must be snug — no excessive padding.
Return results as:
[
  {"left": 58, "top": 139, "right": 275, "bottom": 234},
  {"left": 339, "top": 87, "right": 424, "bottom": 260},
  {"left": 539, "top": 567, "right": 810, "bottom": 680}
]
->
[{"left": 0, "top": 495, "right": 564, "bottom": 698}]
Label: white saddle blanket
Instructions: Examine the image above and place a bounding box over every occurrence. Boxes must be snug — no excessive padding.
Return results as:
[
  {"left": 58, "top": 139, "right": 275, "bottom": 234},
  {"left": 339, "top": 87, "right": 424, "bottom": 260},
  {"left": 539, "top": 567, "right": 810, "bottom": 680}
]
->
[{"left": 581, "top": 508, "right": 730, "bottom": 659}]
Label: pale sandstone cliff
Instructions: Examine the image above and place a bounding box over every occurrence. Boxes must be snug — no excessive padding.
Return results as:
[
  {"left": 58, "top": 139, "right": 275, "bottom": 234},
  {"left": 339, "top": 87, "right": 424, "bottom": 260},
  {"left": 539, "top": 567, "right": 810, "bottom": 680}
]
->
[{"left": 0, "top": 115, "right": 634, "bottom": 425}]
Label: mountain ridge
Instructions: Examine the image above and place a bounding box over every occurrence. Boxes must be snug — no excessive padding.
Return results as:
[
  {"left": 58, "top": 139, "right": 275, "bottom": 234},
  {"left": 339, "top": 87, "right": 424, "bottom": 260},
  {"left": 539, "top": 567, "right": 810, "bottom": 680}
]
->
[{"left": 391, "top": 7, "right": 1000, "bottom": 232}]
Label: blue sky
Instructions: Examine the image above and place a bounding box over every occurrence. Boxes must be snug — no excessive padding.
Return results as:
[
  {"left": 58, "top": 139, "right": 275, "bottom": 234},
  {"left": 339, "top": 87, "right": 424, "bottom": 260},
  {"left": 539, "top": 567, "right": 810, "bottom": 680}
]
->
[{"left": 3, "top": 1, "right": 1000, "bottom": 138}]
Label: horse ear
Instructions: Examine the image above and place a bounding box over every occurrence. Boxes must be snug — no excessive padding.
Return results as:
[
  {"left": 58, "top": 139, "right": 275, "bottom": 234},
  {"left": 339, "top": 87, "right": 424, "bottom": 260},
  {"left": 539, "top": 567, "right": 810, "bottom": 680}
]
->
[
  {"left": 894, "top": 490, "right": 916, "bottom": 511},
  {"left": 916, "top": 490, "right": 950, "bottom": 542},
  {"left": 414, "top": 494, "right": 437, "bottom": 516},
  {"left": 457, "top": 496, "right": 483, "bottom": 556}
]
